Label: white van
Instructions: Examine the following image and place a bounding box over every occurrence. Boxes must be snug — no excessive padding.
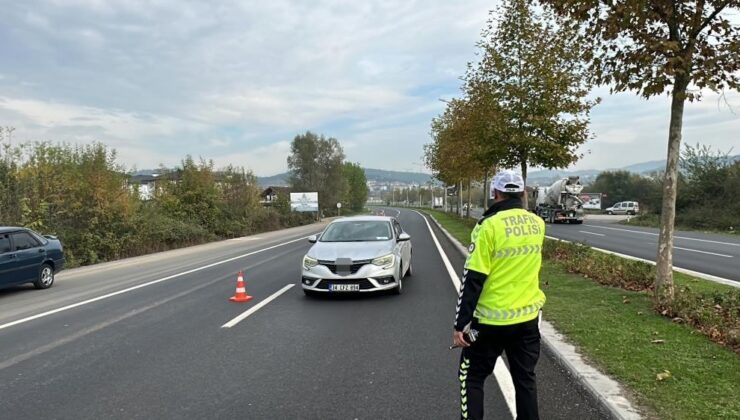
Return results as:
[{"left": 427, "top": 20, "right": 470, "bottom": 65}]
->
[{"left": 605, "top": 201, "right": 640, "bottom": 215}]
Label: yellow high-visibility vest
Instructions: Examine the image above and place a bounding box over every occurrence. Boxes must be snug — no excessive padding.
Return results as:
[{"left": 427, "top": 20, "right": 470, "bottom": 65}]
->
[{"left": 465, "top": 208, "right": 546, "bottom": 326}]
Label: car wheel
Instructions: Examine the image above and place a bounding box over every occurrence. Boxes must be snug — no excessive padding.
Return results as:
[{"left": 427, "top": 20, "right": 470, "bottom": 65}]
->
[
  {"left": 34, "top": 264, "right": 54, "bottom": 290},
  {"left": 406, "top": 260, "right": 413, "bottom": 277},
  {"left": 393, "top": 277, "right": 403, "bottom": 295},
  {"left": 393, "top": 262, "right": 404, "bottom": 295},
  {"left": 607, "top": 211, "right": 613, "bottom": 215}
]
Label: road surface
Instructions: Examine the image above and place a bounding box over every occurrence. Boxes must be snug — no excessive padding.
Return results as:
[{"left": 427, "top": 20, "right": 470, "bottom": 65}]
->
[
  {"left": 547, "top": 220, "right": 740, "bottom": 282},
  {"left": 466, "top": 207, "right": 739, "bottom": 283},
  {"left": 0, "top": 210, "right": 610, "bottom": 419}
]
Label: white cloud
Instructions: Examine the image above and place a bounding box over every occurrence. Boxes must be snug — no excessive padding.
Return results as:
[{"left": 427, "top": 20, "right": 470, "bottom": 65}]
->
[{"left": 1, "top": 0, "right": 737, "bottom": 176}]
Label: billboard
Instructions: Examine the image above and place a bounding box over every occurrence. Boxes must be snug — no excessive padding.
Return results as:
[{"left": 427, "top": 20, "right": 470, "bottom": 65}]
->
[
  {"left": 290, "top": 192, "right": 319, "bottom": 212},
  {"left": 580, "top": 193, "right": 602, "bottom": 210}
]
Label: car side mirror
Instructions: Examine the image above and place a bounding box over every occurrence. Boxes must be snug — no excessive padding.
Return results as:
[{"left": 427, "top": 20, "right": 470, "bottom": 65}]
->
[
  {"left": 397, "top": 232, "right": 411, "bottom": 242},
  {"left": 308, "top": 235, "right": 318, "bottom": 243}
]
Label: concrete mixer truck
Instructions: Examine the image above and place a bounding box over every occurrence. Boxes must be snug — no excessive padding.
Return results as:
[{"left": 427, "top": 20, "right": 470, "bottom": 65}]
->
[{"left": 528, "top": 176, "right": 585, "bottom": 224}]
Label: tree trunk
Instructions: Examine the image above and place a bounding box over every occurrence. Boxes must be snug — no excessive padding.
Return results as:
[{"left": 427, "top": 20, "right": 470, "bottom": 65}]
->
[
  {"left": 655, "top": 76, "right": 688, "bottom": 307},
  {"left": 466, "top": 179, "right": 472, "bottom": 219},
  {"left": 457, "top": 181, "right": 463, "bottom": 217},
  {"left": 443, "top": 185, "right": 447, "bottom": 212},
  {"left": 483, "top": 171, "right": 489, "bottom": 210},
  {"left": 520, "top": 161, "right": 528, "bottom": 209}
]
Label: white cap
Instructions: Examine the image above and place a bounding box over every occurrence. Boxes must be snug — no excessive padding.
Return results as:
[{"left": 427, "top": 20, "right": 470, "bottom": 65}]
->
[{"left": 491, "top": 170, "right": 525, "bottom": 193}]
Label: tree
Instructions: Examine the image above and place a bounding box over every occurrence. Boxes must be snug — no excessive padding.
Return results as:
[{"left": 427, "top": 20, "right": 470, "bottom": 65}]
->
[
  {"left": 586, "top": 170, "right": 659, "bottom": 208},
  {"left": 287, "top": 131, "right": 346, "bottom": 215},
  {"left": 543, "top": 0, "right": 740, "bottom": 306},
  {"left": 342, "top": 162, "right": 368, "bottom": 211},
  {"left": 426, "top": 98, "right": 491, "bottom": 216},
  {"left": 158, "top": 156, "right": 221, "bottom": 231},
  {"left": 466, "top": 0, "right": 597, "bottom": 192}
]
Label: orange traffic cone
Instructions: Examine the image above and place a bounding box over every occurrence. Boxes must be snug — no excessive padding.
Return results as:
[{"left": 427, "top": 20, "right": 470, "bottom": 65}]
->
[{"left": 229, "top": 271, "right": 253, "bottom": 302}]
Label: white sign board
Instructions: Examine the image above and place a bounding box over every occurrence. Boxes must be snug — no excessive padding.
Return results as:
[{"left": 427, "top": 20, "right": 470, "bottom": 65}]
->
[
  {"left": 290, "top": 192, "right": 319, "bottom": 212},
  {"left": 580, "top": 193, "right": 602, "bottom": 210},
  {"left": 336, "top": 202, "right": 342, "bottom": 209}
]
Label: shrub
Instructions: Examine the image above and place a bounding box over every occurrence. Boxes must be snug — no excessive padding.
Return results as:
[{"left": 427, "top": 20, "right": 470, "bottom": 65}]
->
[
  {"left": 543, "top": 239, "right": 654, "bottom": 291},
  {"left": 544, "top": 238, "right": 740, "bottom": 352}
]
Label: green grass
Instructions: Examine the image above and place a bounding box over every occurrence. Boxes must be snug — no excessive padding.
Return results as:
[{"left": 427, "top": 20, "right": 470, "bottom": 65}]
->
[
  {"left": 422, "top": 209, "right": 740, "bottom": 419},
  {"left": 543, "top": 265, "right": 739, "bottom": 419},
  {"left": 424, "top": 209, "right": 477, "bottom": 245}
]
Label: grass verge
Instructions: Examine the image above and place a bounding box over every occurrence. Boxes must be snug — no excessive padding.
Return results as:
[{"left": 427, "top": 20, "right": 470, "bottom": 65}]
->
[{"left": 421, "top": 209, "right": 740, "bottom": 419}]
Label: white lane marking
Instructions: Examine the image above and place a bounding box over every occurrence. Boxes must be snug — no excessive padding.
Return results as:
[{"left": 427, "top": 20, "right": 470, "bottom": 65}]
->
[
  {"left": 0, "top": 235, "right": 315, "bottom": 332},
  {"left": 0, "top": 273, "right": 222, "bottom": 370},
  {"left": 673, "top": 246, "right": 732, "bottom": 258},
  {"left": 229, "top": 237, "right": 262, "bottom": 242},
  {"left": 545, "top": 235, "right": 739, "bottom": 288},
  {"left": 579, "top": 231, "right": 605, "bottom": 237},
  {"left": 412, "top": 210, "right": 517, "bottom": 418},
  {"left": 221, "top": 284, "right": 295, "bottom": 328},
  {"left": 644, "top": 242, "right": 732, "bottom": 258},
  {"left": 583, "top": 224, "right": 740, "bottom": 247},
  {"left": 413, "top": 210, "right": 460, "bottom": 291}
]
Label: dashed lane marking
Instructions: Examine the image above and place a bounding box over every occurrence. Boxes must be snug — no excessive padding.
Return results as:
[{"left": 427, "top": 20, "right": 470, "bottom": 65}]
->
[
  {"left": 221, "top": 284, "right": 295, "bottom": 328},
  {"left": 583, "top": 224, "right": 740, "bottom": 247}
]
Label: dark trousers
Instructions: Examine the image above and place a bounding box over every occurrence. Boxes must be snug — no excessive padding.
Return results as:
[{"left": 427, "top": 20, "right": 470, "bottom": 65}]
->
[{"left": 459, "top": 317, "right": 541, "bottom": 420}]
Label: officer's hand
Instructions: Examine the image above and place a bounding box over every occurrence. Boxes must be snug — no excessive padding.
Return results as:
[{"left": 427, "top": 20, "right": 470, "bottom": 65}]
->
[{"left": 453, "top": 330, "right": 470, "bottom": 348}]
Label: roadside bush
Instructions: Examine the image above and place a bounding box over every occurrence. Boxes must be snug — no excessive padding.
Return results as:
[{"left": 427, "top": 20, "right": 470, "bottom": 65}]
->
[
  {"left": 543, "top": 239, "right": 654, "bottom": 290},
  {"left": 660, "top": 287, "right": 740, "bottom": 352},
  {"left": 0, "top": 141, "right": 317, "bottom": 268},
  {"left": 543, "top": 238, "right": 740, "bottom": 352}
]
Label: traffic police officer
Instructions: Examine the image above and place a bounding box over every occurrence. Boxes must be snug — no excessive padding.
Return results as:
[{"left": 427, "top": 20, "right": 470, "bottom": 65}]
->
[{"left": 453, "top": 170, "right": 546, "bottom": 420}]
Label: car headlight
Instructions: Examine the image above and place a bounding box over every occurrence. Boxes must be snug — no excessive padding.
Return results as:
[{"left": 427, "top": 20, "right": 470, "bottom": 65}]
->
[
  {"left": 303, "top": 255, "right": 318, "bottom": 270},
  {"left": 372, "top": 254, "right": 395, "bottom": 268}
]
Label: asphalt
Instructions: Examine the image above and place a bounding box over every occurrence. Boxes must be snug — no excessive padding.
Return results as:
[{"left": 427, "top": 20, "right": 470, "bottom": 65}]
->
[
  {"left": 466, "top": 206, "right": 740, "bottom": 282},
  {"left": 0, "top": 210, "right": 611, "bottom": 419},
  {"left": 546, "top": 220, "right": 740, "bottom": 282}
]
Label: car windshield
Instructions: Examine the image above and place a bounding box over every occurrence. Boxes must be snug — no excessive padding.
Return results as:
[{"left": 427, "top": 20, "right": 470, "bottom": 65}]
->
[{"left": 320, "top": 221, "right": 392, "bottom": 242}]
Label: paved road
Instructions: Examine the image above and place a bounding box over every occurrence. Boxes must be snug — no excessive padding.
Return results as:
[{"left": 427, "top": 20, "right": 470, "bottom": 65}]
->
[
  {"left": 465, "top": 207, "right": 739, "bottom": 282},
  {"left": 547, "top": 220, "right": 740, "bottom": 282},
  {"left": 0, "top": 211, "right": 610, "bottom": 419}
]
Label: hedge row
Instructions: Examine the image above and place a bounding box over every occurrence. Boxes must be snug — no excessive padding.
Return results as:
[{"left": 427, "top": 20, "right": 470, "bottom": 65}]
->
[{"left": 543, "top": 239, "right": 739, "bottom": 352}]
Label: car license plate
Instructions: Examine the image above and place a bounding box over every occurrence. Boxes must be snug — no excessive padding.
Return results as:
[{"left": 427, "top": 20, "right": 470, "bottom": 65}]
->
[{"left": 329, "top": 284, "right": 360, "bottom": 292}]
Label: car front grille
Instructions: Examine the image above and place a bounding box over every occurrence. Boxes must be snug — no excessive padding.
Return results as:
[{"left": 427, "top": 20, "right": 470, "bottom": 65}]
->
[{"left": 318, "top": 259, "right": 373, "bottom": 275}]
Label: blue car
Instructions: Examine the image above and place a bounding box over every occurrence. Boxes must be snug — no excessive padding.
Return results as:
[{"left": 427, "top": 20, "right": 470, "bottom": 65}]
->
[{"left": 0, "top": 227, "right": 65, "bottom": 290}]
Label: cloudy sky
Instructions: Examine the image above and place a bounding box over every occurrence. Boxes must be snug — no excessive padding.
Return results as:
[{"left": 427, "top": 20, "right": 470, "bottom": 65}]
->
[{"left": 1, "top": 0, "right": 738, "bottom": 176}]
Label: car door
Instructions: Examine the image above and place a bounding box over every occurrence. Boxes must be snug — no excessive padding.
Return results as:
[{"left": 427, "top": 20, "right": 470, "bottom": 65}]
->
[
  {"left": 10, "top": 231, "right": 45, "bottom": 283},
  {"left": 0, "top": 234, "right": 17, "bottom": 287},
  {"left": 612, "top": 202, "right": 622, "bottom": 215}
]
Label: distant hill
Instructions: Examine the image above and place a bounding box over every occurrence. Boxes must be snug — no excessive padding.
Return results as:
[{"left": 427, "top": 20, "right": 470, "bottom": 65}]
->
[
  {"left": 363, "top": 168, "right": 433, "bottom": 185},
  {"left": 526, "top": 154, "right": 739, "bottom": 186},
  {"left": 620, "top": 159, "right": 666, "bottom": 174},
  {"left": 256, "top": 168, "right": 433, "bottom": 187}
]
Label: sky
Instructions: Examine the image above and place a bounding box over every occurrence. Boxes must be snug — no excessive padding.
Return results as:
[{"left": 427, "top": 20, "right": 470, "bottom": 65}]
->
[{"left": 0, "top": 0, "right": 738, "bottom": 176}]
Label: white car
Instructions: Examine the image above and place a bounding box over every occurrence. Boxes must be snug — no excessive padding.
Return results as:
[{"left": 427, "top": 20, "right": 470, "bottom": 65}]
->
[
  {"left": 605, "top": 201, "right": 640, "bottom": 215},
  {"left": 301, "top": 216, "right": 412, "bottom": 295}
]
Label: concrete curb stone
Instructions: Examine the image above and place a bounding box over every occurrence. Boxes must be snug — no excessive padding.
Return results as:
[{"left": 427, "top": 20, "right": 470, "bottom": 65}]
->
[{"left": 422, "top": 211, "right": 643, "bottom": 420}]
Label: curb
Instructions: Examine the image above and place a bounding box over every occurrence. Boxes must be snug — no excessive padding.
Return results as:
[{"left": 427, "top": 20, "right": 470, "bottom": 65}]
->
[{"left": 422, "top": 211, "right": 643, "bottom": 420}]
